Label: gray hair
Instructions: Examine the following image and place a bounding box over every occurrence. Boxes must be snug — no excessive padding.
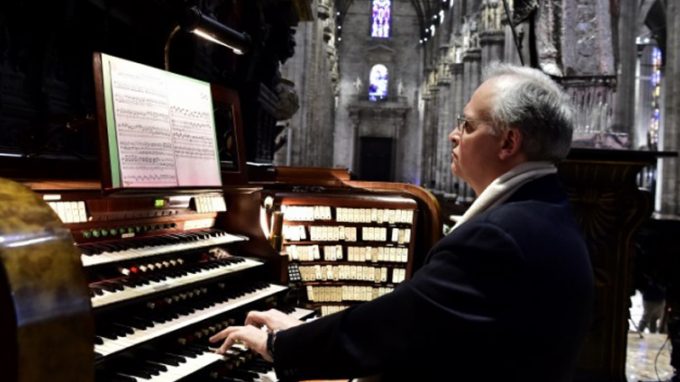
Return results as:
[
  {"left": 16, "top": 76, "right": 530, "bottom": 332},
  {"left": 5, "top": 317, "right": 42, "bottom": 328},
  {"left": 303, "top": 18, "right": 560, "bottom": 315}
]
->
[{"left": 483, "top": 62, "right": 574, "bottom": 162}]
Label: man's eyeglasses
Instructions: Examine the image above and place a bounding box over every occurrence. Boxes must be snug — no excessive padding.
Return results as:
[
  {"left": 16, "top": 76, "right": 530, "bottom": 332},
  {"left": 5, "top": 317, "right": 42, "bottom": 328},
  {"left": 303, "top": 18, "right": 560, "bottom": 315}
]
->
[{"left": 456, "top": 114, "right": 486, "bottom": 134}]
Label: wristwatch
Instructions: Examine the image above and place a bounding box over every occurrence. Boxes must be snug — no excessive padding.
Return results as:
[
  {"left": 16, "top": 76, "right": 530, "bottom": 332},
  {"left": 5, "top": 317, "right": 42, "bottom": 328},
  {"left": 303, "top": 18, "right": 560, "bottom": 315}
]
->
[{"left": 266, "top": 331, "right": 277, "bottom": 360}]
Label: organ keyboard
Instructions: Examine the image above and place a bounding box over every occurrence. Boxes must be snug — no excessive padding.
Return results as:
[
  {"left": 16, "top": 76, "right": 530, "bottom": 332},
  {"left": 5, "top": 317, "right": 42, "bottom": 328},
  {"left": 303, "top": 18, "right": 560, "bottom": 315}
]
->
[
  {"left": 94, "top": 282, "right": 288, "bottom": 358},
  {"left": 68, "top": 188, "right": 304, "bottom": 381},
  {"left": 80, "top": 230, "right": 247, "bottom": 267},
  {"left": 0, "top": 180, "right": 307, "bottom": 382},
  {"left": 96, "top": 307, "right": 315, "bottom": 382},
  {"left": 90, "top": 255, "right": 263, "bottom": 308}
]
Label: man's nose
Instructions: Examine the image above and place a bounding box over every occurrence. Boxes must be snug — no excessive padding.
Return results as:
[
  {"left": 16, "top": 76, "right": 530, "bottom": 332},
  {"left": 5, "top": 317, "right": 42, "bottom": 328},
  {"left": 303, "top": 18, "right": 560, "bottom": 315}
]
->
[{"left": 449, "top": 127, "right": 460, "bottom": 147}]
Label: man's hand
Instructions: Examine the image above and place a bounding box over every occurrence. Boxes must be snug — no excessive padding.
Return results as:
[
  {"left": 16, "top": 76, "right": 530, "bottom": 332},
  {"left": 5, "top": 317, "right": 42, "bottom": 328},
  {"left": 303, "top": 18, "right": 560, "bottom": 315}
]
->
[
  {"left": 209, "top": 325, "right": 271, "bottom": 361},
  {"left": 245, "top": 308, "right": 303, "bottom": 332},
  {"left": 208, "top": 309, "right": 303, "bottom": 361}
]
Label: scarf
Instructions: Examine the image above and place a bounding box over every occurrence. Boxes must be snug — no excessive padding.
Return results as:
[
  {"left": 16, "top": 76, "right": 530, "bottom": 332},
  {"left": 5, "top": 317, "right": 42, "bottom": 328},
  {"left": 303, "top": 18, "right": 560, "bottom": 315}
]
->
[{"left": 450, "top": 161, "right": 557, "bottom": 232}]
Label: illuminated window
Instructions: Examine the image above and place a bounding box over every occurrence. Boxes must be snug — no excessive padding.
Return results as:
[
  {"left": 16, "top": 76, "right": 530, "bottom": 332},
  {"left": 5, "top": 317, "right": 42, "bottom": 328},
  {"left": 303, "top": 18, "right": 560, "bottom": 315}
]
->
[
  {"left": 371, "top": 0, "right": 391, "bottom": 38},
  {"left": 368, "top": 64, "right": 388, "bottom": 101},
  {"left": 648, "top": 47, "right": 662, "bottom": 149}
]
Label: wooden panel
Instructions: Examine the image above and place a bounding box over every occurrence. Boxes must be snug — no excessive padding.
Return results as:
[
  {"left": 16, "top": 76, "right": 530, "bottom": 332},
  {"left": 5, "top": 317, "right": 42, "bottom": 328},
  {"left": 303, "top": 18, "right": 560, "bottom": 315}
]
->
[
  {"left": 559, "top": 148, "right": 670, "bottom": 382},
  {"left": 250, "top": 165, "right": 352, "bottom": 187},
  {"left": 277, "top": 193, "right": 417, "bottom": 209}
]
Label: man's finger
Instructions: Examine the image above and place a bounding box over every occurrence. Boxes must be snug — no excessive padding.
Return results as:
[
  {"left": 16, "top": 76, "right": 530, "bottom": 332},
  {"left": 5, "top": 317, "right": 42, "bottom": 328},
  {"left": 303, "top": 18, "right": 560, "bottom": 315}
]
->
[
  {"left": 244, "top": 311, "right": 268, "bottom": 327},
  {"left": 217, "top": 333, "right": 236, "bottom": 354},
  {"left": 209, "top": 326, "right": 237, "bottom": 343}
]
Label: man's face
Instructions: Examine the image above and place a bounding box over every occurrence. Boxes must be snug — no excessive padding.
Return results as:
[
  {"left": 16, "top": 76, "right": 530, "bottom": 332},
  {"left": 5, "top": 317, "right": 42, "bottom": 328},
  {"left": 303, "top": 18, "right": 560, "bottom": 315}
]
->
[{"left": 448, "top": 79, "right": 505, "bottom": 194}]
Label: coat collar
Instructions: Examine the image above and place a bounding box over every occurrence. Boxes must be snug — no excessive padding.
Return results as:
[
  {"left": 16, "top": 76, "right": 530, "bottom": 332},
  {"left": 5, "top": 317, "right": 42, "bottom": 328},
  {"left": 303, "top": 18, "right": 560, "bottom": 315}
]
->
[{"left": 503, "top": 173, "right": 568, "bottom": 205}]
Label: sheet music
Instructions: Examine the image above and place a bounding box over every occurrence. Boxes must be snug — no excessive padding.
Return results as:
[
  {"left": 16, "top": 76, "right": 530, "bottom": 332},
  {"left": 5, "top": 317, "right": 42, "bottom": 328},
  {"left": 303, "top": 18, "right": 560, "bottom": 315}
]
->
[
  {"left": 110, "top": 58, "right": 177, "bottom": 187},
  {"left": 107, "top": 56, "right": 221, "bottom": 187},
  {"left": 107, "top": 54, "right": 221, "bottom": 188},
  {"left": 169, "top": 80, "right": 221, "bottom": 186}
]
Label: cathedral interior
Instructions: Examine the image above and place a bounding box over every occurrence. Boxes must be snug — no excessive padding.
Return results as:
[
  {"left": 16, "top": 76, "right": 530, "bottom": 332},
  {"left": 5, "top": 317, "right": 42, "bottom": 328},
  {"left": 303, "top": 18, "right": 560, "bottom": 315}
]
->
[{"left": 1, "top": 0, "right": 679, "bottom": 381}]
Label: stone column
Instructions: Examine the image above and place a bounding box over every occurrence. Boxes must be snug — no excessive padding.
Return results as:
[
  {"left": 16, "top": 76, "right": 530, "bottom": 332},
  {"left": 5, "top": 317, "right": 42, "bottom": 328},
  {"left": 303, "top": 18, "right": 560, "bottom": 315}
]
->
[
  {"left": 460, "top": 45, "right": 481, "bottom": 203},
  {"left": 611, "top": 0, "right": 637, "bottom": 135},
  {"left": 306, "top": 27, "right": 336, "bottom": 167},
  {"left": 393, "top": 114, "right": 407, "bottom": 181},
  {"left": 425, "top": 85, "right": 440, "bottom": 188},
  {"left": 657, "top": 2, "right": 680, "bottom": 373},
  {"left": 534, "top": 0, "right": 562, "bottom": 76},
  {"left": 278, "top": 6, "right": 337, "bottom": 168},
  {"left": 659, "top": 2, "right": 680, "bottom": 371},
  {"left": 503, "top": 23, "right": 525, "bottom": 65},
  {"left": 451, "top": 62, "right": 465, "bottom": 194},
  {"left": 661, "top": 0, "right": 680, "bottom": 214},
  {"left": 436, "top": 65, "right": 452, "bottom": 192},
  {"left": 463, "top": 48, "right": 482, "bottom": 105},
  {"left": 420, "top": 88, "right": 433, "bottom": 187},
  {"left": 294, "top": 24, "right": 314, "bottom": 167},
  {"left": 479, "top": 31, "right": 505, "bottom": 68},
  {"left": 560, "top": 0, "right": 615, "bottom": 76},
  {"left": 301, "top": 17, "right": 321, "bottom": 166},
  {"left": 479, "top": 0, "right": 505, "bottom": 68},
  {"left": 348, "top": 110, "right": 361, "bottom": 174},
  {"left": 502, "top": 4, "right": 527, "bottom": 66}
]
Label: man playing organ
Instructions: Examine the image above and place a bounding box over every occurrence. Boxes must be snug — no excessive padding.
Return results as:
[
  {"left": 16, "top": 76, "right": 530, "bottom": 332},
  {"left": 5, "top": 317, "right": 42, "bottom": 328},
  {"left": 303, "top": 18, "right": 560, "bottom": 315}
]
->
[{"left": 210, "top": 63, "right": 595, "bottom": 382}]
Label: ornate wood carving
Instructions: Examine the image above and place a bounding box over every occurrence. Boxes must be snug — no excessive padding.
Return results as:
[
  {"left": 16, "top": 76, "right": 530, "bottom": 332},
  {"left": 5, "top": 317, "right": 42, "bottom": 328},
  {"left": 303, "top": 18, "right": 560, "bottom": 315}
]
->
[{"left": 559, "top": 148, "right": 671, "bottom": 381}]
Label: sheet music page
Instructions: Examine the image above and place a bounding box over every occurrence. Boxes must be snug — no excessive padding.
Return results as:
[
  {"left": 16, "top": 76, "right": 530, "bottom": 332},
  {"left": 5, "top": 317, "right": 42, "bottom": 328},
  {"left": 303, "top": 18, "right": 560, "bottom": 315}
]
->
[
  {"left": 106, "top": 54, "right": 221, "bottom": 188},
  {"left": 168, "top": 77, "right": 221, "bottom": 187},
  {"left": 109, "top": 58, "right": 177, "bottom": 187}
]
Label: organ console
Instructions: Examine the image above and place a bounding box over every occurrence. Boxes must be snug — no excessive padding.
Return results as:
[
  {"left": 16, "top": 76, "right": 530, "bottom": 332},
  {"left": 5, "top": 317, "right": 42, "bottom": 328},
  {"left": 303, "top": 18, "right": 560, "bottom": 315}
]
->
[
  {"left": 0, "top": 167, "right": 440, "bottom": 382},
  {"left": 0, "top": 55, "right": 442, "bottom": 382},
  {"left": 0, "top": 163, "right": 440, "bottom": 382}
]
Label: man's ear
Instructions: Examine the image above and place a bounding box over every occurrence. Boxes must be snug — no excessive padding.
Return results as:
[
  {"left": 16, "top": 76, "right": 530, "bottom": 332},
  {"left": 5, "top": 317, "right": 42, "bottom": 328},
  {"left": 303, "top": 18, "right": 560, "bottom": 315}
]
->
[{"left": 498, "top": 127, "right": 523, "bottom": 160}]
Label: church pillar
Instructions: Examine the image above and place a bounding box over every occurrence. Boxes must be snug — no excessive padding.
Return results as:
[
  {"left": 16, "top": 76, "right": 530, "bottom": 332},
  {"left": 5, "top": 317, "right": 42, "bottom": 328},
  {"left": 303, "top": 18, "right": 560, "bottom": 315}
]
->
[
  {"left": 451, "top": 62, "right": 465, "bottom": 196},
  {"left": 656, "top": 3, "right": 680, "bottom": 375},
  {"left": 459, "top": 48, "right": 480, "bottom": 202},
  {"left": 293, "top": 24, "right": 314, "bottom": 167},
  {"left": 462, "top": 48, "right": 481, "bottom": 107},
  {"left": 301, "top": 18, "right": 322, "bottom": 166},
  {"left": 424, "top": 84, "right": 440, "bottom": 188},
  {"left": 479, "top": 31, "right": 505, "bottom": 69},
  {"left": 348, "top": 111, "right": 361, "bottom": 174},
  {"left": 659, "top": 2, "right": 680, "bottom": 372},
  {"left": 560, "top": 0, "right": 615, "bottom": 76},
  {"left": 534, "top": 0, "right": 561, "bottom": 75},
  {"left": 393, "top": 113, "right": 407, "bottom": 181},
  {"left": 436, "top": 60, "right": 453, "bottom": 192},
  {"left": 661, "top": 0, "right": 680, "bottom": 214},
  {"left": 279, "top": 1, "right": 337, "bottom": 168},
  {"left": 612, "top": 0, "right": 637, "bottom": 135},
  {"left": 419, "top": 86, "right": 433, "bottom": 187},
  {"left": 479, "top": 0, "right": 505, "bottom": 68}
]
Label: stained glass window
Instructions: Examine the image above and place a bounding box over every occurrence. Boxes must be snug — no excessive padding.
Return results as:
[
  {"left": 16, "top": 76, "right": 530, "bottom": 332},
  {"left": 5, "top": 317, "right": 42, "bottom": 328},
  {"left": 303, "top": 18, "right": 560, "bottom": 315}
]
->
[
  {"left": 368, "top": 64, "right": 388, "bottom": 101},
  {"left": 371, "top": 0, "right": 391, "bottom": 38},
  {"left": 648, "top": 47, "right": 662, "bottom": 149}
]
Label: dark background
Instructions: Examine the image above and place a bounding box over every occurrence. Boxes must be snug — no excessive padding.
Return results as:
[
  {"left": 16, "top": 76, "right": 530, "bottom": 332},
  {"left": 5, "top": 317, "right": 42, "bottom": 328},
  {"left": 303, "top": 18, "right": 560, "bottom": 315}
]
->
[{"left": 0, "top": 0, "right": 300, "bottom": 165}]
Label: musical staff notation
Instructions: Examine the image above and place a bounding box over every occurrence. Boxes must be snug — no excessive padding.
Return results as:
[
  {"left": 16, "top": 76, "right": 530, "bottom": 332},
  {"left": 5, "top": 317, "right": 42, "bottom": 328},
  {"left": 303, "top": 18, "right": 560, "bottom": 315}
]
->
[{"left": 106, "top": 53, "right": 222, "bottom": 188}]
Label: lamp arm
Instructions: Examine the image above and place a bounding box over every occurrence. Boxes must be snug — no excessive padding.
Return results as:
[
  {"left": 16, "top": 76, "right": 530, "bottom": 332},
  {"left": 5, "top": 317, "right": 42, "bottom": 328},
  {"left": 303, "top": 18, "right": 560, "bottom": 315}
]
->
[
  {"left": 164, "top": 25, "right": 181, "bottom": 71},
  {"left": 181, "top": 6, "right": 251, "bottom": 55}
]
